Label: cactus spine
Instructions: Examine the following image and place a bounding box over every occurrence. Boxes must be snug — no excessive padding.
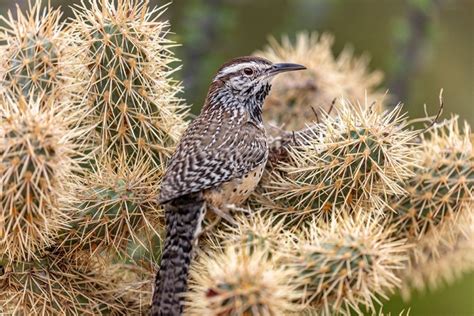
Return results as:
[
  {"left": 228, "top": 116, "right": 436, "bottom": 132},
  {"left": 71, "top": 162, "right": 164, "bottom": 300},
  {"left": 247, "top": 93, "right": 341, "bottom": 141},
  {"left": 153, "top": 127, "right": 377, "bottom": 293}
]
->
[
  {"left": 255, "top": 101, "right": 419, "bottom": 223},
  {"left": 0, "top": 98, "right": 80, "bottom": 261},
  {"left": 71, "top": 0, "right": 187, "bottom": 164},
  {"left": 0, "top": 3, "right": 81, "bottom": 109},
  {"left": 61, "top": 156, "right": 164, "bottom": 259},
  {"left": 285, "top": 213, "right": 408, "bottom": 315},
  {"left": 390, "top": 117, "right": 473, "bottom": 240},
  {"left": 0, "top": 1, "right": 472, "bottom": 315},
  {"left": 187, "top": 246, "right": 300, "bottom": 316},
  {"left": 256, "top": 32, "right": 384, "bottom": 130}
]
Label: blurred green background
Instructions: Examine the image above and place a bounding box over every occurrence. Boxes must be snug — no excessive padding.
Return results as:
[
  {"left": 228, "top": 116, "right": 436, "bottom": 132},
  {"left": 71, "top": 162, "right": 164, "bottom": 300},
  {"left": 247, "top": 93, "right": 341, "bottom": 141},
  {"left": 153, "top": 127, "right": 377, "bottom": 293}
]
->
[{"left": 0, "top": 0, "right": 472, "bottom": 314}]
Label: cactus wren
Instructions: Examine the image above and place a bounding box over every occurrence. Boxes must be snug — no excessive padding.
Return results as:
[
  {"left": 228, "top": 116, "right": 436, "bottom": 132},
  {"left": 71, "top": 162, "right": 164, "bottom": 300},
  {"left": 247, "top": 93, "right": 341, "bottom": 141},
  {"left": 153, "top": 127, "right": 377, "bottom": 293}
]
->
[{"left": 151, "top": 56, "right": 305, "bottom": 315}]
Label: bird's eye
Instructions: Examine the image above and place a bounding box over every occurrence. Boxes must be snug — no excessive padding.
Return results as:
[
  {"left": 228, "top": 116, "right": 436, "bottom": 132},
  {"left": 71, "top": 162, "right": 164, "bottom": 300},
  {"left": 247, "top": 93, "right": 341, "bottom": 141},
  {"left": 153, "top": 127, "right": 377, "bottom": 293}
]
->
[{"left": 243, "top": 68, "right": 254, "bottom": 76}]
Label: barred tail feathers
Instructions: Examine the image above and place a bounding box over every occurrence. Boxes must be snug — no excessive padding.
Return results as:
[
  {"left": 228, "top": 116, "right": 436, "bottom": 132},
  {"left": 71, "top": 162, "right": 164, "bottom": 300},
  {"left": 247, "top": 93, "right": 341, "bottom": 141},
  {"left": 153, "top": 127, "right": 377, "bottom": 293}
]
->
[{"left": 151, "top": 193, "right": 205, "bottom": 316}]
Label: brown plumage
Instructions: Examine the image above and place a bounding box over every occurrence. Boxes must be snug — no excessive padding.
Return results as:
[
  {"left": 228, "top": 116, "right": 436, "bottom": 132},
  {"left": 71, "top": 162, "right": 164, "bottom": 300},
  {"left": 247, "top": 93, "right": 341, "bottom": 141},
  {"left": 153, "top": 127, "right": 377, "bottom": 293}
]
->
[{"left": 151, "top": 56, "right": 305, "bottom": 316}]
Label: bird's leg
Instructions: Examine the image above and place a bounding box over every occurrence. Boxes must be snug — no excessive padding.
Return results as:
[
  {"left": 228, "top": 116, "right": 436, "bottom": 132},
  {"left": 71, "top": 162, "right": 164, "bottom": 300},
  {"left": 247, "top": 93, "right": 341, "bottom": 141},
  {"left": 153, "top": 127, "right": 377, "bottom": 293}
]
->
[
  {"left": 208, "top": 204, "right": 237, "bottom": 224},
  {"left": 197, "top": 204, "right": 237, "bottom": 238},
  {"left": 225, "top": 203, "right": 252, "bottom": 214},
  {"left": 198, "top": 216, "right": 222, "bottom": 238},
  {"left": 192, "top": 203, "right": 207, "bottom": 249}
]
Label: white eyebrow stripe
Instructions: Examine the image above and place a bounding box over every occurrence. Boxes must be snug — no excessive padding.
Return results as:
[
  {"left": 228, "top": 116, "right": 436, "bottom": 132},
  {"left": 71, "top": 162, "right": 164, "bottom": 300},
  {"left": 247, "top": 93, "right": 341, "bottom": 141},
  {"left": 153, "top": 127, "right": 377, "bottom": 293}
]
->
[{"left": 215, "top": 62, "right": 256, "bottom": 79}]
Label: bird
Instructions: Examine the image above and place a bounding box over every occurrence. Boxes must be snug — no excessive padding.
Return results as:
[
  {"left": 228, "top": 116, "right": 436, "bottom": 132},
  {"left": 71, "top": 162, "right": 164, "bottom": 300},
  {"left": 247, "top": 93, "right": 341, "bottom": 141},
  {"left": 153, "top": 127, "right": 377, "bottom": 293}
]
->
[{"left": 151, "top": 56, "right": 306, "bottom": 315}]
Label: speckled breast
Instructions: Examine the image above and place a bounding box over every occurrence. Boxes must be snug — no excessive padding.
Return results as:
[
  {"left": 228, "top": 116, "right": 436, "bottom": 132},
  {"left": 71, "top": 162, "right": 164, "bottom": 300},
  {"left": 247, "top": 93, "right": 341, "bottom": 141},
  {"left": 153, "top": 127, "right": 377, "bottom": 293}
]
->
[{"left": 204, "top": 163, "right": 266, "bottom": 208}]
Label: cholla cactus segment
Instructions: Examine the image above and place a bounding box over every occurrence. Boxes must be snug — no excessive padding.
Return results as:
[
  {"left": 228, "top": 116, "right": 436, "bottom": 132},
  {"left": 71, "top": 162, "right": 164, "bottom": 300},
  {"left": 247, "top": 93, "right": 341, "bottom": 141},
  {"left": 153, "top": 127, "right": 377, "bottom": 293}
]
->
[
  {"left": 71, "top": 0, "right": 188, "bottom": 164},
  {"left": 125, "top": 230, "right": 162, "bottom": 270},
  {"left": 187, "top": 246, "right": 301, "bottom": 316},
  {"left": 0, "top": 253, "right": 139, "bottom": 315},
  {"left": 104, "top": 262, "right": 155, "bottom": 314},
  {"left": 0, "top": 3, "right": 80, "bottom": 107},
  {"left": 0, "top": 98, "right": 81, "bottom": 261},
  {"left": 256, "top": 32, "right": 384, "bottom": 130},
  {"left": 296, "top": 307, "right": 411, "bottom": 316},
  {"left": 399, "top": 207, "right": 474, "bottom": 299},
  {"left": 212, "top": 211, "right": 289, "bottom": 256},
  {"left": 255, "top": 101, "right": 419, "bottom": 221},
  {"left": 390, "top": 117, "right": 474, "bottom": 239},
  {"left": 287, "top": 212, "right": 409, "bottom": 315},
  {"left": 59, "top": 156, "right": 164, "bottom": 260}
]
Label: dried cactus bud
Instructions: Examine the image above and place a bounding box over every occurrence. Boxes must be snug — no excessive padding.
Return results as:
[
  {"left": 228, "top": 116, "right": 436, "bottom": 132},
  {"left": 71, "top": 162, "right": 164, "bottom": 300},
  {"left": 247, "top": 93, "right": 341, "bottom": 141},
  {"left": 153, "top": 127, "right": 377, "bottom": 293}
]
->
[
  {"left": 286, "top": 212, "right": 409, "bottom": 315},
  {"left": 255, "top": 101, "right": 419, "bottom": 222},
  {"left": 61, "top": 156, "right": 164, "bottom": 260},
  {"left": 390, "top": 117, "right": 474, "bottom": 239},
  {"left": 256, "top": 32, "right": 384, "bottom": 130},
  {"left": 70, "top": 0, "right": 187, "bottom": 165},
  {"left": 0, "top": 98, "right": 80, "bottom": 260},
  {"left": 187, "top": 246, "right": 301, "bottom": 316}
]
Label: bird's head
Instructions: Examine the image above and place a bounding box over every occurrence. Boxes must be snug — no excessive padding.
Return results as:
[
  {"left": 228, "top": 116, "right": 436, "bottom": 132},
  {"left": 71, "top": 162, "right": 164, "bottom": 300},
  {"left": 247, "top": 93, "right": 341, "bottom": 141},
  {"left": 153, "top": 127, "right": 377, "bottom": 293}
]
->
[{"left": 205, "top": 56, "right": 306, "bottom": 116}]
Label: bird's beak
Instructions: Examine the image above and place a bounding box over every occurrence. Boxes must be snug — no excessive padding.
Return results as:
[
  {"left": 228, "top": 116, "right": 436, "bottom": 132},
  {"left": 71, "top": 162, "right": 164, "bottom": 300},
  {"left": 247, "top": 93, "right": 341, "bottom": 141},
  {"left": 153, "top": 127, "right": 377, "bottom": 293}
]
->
[{"left": 268, "top": 63, "right": 306, "bottom": 75}]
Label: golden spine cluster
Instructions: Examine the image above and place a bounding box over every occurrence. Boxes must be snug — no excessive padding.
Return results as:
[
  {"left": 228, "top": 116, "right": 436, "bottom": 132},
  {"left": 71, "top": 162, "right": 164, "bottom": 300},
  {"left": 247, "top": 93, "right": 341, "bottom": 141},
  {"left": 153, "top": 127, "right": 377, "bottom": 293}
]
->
[
  {"left": 0, "top": 99, "right": 80, "bottom": 261},
  {"left": 60, "top": 156, "right": 164, "bottom": 259},
  {"left": 187, "top": 246, "right": 300, "bottom": 316},
  {"left": 254, "top": 101, "right": 419, "bottom": 223},
  {"left": 286, "top": 213, "right": 408, "bottom": 315},
  {"left": 389, "top": 117, "right": 473, "bottom": 240},
  {"left": 0, "top": 1, "right": 186, "bottom": 314},
  {"left": 70, "top": 0, "right": 187, "bottom": 164}
]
